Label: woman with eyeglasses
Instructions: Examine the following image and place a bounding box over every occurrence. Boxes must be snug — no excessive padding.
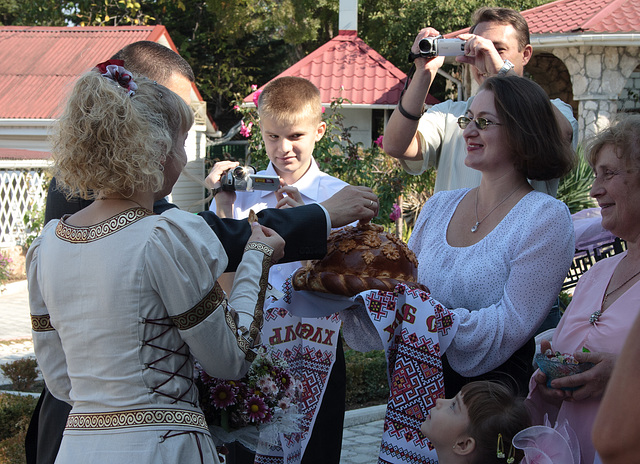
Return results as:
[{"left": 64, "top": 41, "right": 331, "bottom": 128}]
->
[{"left": 408, "top": 76, "right": 576, "bottom": 398}]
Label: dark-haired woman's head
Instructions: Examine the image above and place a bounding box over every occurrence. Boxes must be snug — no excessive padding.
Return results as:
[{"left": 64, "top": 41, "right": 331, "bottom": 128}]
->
[{"left": 471, "top": 76, "right": 575, "bottom": 181}]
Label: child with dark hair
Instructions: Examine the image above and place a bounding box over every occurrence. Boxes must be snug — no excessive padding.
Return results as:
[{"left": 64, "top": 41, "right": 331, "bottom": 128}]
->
[{"left": 421, "top": 381, "right": 531, "bottom": 464}]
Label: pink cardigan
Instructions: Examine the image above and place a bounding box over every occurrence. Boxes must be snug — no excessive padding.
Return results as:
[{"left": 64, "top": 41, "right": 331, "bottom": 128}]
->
[{"left": 527, "top": 252, "right": 640, "bottom": 464}]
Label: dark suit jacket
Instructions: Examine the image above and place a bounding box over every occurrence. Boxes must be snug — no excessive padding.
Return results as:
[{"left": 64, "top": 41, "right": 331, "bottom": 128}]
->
[
  {"left": 26, "top": 179, "right": 329, "bottom": 464},
  {"left": 46, "top": 180, "right": 328, "bottom": 270}
]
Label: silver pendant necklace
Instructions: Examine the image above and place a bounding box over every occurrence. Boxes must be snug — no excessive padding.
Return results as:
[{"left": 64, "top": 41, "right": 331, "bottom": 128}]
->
[
  {"left": 590, "top": 257, "right": 640, "bottom": 325},
  {"left": 471, "top": 184, "right": 523, "bottom": 233}
]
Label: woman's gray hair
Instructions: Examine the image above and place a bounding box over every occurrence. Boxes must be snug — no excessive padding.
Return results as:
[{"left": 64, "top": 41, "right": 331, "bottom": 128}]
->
[{"left": 586, "top": 113, "right": 640, "bottom": 168}]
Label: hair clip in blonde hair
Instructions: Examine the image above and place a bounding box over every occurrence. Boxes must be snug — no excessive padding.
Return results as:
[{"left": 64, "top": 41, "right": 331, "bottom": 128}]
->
[{"left": 94, "top": 59, "right": 138, "bottom": 96}]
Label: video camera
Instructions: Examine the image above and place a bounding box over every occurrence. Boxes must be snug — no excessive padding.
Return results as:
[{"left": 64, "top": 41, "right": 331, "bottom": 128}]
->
[
  {"left": 410, "top": 37, "right": 465, "bottom": 61},
  {"left": 221, "top": 166, "right": 279, "bottom": 192}
]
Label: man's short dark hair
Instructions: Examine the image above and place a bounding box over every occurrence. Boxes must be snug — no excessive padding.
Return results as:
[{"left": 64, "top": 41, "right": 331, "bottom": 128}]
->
[
  {"left": 111, "top": 41, "right": 195, "bottom": 85},
  {"left": 470, "top": 7, "right": 530, "bottom": 52}
]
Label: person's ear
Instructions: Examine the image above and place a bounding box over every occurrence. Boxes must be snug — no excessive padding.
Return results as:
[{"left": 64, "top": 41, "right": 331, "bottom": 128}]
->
[
  {"left": 453, "top": 436, "right": 476, "bottom": 456},
  {"left": 315, "top": 121, "right": 327, "bottom": 141},
  {"left": 521, "top": 44, "right": 533, "bottom": 66}
]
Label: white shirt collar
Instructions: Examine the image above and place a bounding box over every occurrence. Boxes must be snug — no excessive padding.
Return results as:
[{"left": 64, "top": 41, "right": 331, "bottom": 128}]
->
[{"left": 260, "top": 157, "right": 324, "bottom": 202}]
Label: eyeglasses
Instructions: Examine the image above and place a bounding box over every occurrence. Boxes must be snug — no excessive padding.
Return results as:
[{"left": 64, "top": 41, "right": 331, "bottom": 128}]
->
[{"left": 457, "top": 116, "right": 502, "bottom": 130}]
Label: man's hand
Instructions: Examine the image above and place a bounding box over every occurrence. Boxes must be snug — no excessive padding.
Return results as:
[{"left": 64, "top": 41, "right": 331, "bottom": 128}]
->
[
  {"left": 411, "top": 28, "right": 446, "bottom": 74},
  {"left": 455, "top": 33, "right": 506, "bottom": 78},
  {"left": 205, "top": 161, "right": 239, "bottom": 218},
  {"left": 320, "top": 186, "right": 378, "bottom": 227},
  {"left": 205, "top": 160, "right": 239, "bottom": 190},
  {"left": 383, "top": 28, "right": 444, "bottom": 160}
]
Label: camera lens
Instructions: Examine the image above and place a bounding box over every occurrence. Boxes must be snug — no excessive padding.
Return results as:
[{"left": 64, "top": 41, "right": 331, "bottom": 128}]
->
[
  {"left": 232, "top": 166, "right": 246, "bottom": 179},
  {"left": 418, "top": 38, "right": 435, "bottom": 54}
]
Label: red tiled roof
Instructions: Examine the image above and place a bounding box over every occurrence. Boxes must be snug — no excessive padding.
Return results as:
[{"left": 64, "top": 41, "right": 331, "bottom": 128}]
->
[
  {"left": 0, "top": 148, "right": 51, "bottom": 160},
  {"left": 448, "top": 0, "right": 640, "bottom": 36},
  {"left": 245, "top": 32, "right": 439, "bottom": 106},
  {"left": 523, "top": 0, "right": 640, "bottom": 33},
  {"left": 0, "top": 25, "right": 189, "bottom": 119}
]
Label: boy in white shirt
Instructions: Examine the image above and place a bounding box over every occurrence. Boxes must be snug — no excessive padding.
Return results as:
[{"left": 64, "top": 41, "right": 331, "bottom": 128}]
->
[{"left": 207, "top": 76, "right": 348, "bottom": 464}]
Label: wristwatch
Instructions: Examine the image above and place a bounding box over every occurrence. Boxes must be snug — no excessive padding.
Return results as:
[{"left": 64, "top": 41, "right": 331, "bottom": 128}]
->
[{"left": 497, "top": 59, "right": 515, "bottom": 76}]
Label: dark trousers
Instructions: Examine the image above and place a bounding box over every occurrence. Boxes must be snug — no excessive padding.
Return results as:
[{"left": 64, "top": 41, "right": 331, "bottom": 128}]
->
[
  {"left": 301, "top": 336, "right": 346, "bottom": 464},
  {"left": 25, "top": 386, "right": 71, "bottom": 464},
  {"left": 441, "top": 337, "right": 535, "bottom": 399}
]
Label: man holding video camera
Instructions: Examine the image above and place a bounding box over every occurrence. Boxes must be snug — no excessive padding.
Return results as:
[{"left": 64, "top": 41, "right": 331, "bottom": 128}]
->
[{"left": 383, "top": 7, "right": 577, "bottom": 196}]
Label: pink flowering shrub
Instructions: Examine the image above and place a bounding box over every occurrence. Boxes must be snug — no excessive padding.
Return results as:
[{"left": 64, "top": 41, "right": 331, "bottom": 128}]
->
[
  {"left": 197, "top": 349, "right": 300, "bottom": 431},
  {"left": 389, "top": 203, "right": 401, "bottom": 222},
  {"left": 0, "top": 252, "right": 13, "bottom": 286},
  {"left": 239, "top": 120, "right": 253, "bottom": 138}
]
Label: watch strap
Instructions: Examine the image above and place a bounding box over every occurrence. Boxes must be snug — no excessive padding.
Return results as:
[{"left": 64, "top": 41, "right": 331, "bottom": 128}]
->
[{"left": 497, "top": 59, "right": 515, "bottom": 76}]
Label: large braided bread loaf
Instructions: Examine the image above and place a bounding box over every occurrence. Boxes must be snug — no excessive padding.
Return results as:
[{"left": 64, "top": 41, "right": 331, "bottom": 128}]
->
[{"left": 292, "top": 222, "right": 421, "bottom": 296}]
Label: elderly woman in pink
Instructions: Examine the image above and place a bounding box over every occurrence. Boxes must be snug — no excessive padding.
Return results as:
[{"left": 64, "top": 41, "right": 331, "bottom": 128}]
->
[{"left": 527, "top": 114, "right": 640, "bottom": 464}]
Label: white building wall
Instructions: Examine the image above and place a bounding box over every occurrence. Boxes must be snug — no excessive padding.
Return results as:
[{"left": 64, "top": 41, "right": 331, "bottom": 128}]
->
[{"left": 341, "top": 107, "right": 373, "bottom": 148}]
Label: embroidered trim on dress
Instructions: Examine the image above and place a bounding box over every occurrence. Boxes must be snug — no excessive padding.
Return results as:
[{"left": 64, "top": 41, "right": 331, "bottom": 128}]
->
[
  {"left": 65, "top": 407, "right": 208, "bottom": 432},
  {"left": 55, "top": 208, "right": 154, "bottom": 243},
  {"left": 244, "top": 241, "right": 274, "bottom": 256},
  {"left": 31, "top": 314, "right": 54, "bottom": 332},
  {"left": 248, "top": 244, "right": 273, "bottom": 345},
  {"left": 226, "top": 241, "right": 274, "bottom": 363},
  {"left": 170, "top": 283, "right": 225, "bottom": 330}
]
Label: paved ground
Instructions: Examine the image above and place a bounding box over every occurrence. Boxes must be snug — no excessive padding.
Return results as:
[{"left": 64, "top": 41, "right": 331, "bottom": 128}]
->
[{"left": 0, "top": 280, "right": 385, "bottom": 463}]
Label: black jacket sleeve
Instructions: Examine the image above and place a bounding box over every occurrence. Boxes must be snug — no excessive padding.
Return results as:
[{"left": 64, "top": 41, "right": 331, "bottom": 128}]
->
[
  {"left": 195, "top": 204, "right": 328, "bottom": 272},
  {"left": 44, "top": 178, "right": 93, "bottom": 225}
]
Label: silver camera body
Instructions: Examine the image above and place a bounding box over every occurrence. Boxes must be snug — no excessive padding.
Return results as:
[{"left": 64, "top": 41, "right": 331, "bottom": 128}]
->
[
  {"left": 221, "top": 166, "right": 279, "bottom": 192},
  {"left": 418, "top": 38, "right": 465, "bottom": 57}
]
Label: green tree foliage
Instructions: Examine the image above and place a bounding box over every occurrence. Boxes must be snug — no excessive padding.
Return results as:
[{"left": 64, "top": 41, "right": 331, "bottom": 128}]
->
[
  {"left": 360, "top": 0, "right": 552, "bottom": 74},
  {"left": 557, "top": 146, "right": 597, "bottom": 214},
  {"left": 1, "top": 0, "right": 554, "bottom": 129}
]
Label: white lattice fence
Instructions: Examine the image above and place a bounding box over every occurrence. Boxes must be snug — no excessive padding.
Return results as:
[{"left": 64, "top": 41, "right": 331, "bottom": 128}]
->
[{"left": 1, "top": 163, "right": 49, "bottom": 247}]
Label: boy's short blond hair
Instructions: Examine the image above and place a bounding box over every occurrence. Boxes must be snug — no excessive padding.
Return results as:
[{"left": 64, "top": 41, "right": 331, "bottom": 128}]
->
[{"left": 257, "top": 76, "right": 323, "bottom": 125}]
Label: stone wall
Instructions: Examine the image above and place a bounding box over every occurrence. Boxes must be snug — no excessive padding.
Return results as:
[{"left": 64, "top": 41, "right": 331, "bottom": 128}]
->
[
  {"left": 527, "top": 52, "right": 577, "bottom": 117},
  {"left": 618, "top": 65, "right": 640, "bottom": 112},
  {"left": 553, "top": 45, "right": 640, "bottom": 140}
]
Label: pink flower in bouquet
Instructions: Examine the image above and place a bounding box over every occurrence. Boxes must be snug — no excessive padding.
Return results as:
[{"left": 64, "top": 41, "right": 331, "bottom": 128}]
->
[
  {"left": 278, "top": 397, "right": 292, "bottom": 410},
  {"left": 286, "top": 378, "right": 302, "bottom": 398},
  {"left": 389, "top": 203, "right": 402, "bottom": 222},
  {"left": 257, "top": 376, "right": 278, "bottom": 396},
  {"left": 374, "top": 135, "right": 384, "bottom": 149},
  {"left": 275, "top": 370, "right": 292, "bottom": 391},
  {"left": 246, "top": 396, "right": 270, "bottom": 422},
  {"left": 211, "top": 383, "right": 237, "bottom": 409},
  {"left": 239, "top": 120, "right": 253, "bottom": 138}
]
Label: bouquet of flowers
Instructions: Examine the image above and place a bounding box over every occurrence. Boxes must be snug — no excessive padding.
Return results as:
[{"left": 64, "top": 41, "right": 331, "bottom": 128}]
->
[{"left": 196, "top": 347, "right": 302, "bottom": 451}]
